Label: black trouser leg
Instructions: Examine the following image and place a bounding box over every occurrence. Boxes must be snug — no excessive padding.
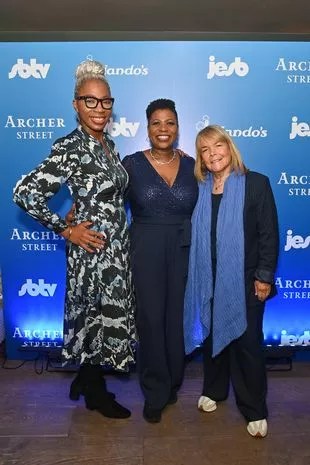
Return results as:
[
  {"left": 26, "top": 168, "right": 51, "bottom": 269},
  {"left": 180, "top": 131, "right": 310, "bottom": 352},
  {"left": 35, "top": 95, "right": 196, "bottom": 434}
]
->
[
  {"left": 165, "top": 239, "right": 189, "bottom": 397},
  {"left": 133, "top": 226, "right": 170, "bottom": 410},
  {"left": 230, "top": 302, "right": 268, "bottom": 421},
  {"left": 133, "top": 223, "right": 189, "bottom": 409},
  {"left": 137, "top": 307, "right": 171, "bottom": 409},
  {"left": 202, "top": 332, "right": 230, "bottom": 401}
]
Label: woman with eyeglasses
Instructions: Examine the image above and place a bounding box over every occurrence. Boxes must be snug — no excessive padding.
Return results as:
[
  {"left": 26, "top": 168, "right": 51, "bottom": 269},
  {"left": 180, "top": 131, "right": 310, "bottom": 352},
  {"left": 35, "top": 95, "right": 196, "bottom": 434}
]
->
[{"left": 13, "top": 59, "right": 136, "bottom": 419}]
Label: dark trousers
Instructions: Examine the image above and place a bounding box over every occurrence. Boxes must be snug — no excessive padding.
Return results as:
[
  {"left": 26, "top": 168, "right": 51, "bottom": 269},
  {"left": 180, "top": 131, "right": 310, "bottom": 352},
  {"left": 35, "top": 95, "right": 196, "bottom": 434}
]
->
[
  {"left": 131, "top": 219, "right": 190, "bottom": 410},
  {"left": 202, "top": 301, "right": 268, "bottom": 421}
]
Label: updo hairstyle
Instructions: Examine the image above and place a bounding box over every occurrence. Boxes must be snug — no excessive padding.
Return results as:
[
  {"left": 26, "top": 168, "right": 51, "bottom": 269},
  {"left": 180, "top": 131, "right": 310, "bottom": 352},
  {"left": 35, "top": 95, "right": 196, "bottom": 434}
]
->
[{"left": 74, "top": 59, "right": 110, "bottom": 97}]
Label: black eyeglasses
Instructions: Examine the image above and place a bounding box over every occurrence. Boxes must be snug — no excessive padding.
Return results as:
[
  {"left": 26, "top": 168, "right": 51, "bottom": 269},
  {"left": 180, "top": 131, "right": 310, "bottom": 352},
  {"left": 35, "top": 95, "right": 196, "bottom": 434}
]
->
[{"left": 76, "top": 96, "right": 115, "bottom": 110}]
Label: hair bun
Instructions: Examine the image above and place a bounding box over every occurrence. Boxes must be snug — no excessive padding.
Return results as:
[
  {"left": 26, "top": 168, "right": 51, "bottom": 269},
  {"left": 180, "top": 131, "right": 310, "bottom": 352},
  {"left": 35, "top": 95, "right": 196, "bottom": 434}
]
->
[{"left": 75, "top": 59, "right": 106, "bottom": 80}]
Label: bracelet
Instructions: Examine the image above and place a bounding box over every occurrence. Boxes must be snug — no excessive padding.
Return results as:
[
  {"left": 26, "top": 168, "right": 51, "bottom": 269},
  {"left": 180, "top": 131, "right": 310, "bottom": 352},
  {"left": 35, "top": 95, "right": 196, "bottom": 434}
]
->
[{"left": 68, "top": 227, "right": 73, "bottom": 240}]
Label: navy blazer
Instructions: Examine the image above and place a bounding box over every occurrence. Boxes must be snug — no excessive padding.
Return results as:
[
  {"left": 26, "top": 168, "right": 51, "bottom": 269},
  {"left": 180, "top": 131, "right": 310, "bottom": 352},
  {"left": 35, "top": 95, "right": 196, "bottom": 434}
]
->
[{"left": 243, "top": 171, "right": 279, "bottom": 304}]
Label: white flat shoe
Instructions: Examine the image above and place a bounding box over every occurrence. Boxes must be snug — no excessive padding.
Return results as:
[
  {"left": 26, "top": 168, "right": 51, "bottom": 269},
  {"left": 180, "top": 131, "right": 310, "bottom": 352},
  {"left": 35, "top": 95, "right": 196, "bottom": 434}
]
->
[
  {"left": 247, "top": 419, "right": 268, "bottom": 438},
  {"left": 198, "top": 396, "right": 217, "bottom": 412}
]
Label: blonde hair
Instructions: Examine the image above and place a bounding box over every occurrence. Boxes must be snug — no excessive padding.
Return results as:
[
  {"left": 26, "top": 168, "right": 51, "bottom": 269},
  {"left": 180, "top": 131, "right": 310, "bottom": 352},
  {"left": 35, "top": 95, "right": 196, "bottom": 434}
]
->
[
  {"left": 194, "top": 125, "right": 247, "bottom": 182},
  {"left": 74, "top": 59, "right": 110, "bottom": 97}
]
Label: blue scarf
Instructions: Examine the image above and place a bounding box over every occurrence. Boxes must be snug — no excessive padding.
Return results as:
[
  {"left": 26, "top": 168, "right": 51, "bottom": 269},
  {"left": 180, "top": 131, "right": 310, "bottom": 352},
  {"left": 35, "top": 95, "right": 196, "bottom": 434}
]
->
[{"left": 184, "top": 171, "right": 247, "bottom": 357}]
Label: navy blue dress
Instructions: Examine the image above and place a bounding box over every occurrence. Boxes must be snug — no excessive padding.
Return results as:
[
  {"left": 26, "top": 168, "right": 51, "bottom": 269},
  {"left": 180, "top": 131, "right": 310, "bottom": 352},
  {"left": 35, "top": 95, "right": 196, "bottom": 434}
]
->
[{"left": 122, "top": 151, "right": 198, "bottom": 410}]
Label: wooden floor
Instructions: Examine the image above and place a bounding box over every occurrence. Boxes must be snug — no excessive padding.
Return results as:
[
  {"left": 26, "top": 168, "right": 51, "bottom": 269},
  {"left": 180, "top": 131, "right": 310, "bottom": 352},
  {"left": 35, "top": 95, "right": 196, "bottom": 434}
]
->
[{"left": 1, "top": 348, "right": 310, "bottom": 465}]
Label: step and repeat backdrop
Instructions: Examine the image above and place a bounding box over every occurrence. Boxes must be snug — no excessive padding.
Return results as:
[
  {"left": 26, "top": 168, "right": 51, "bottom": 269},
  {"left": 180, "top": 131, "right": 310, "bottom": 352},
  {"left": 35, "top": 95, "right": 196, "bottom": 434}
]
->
[{"left": 0, "top": 40, "right": 309, "bottom": 359}]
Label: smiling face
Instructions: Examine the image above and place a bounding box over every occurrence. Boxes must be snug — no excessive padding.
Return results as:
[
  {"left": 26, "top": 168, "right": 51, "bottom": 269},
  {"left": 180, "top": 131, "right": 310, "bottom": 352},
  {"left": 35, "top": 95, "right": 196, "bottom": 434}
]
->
[
  {"left": 147, "top": 108, "right": 179, "bottom": 151},
  {"left": 200, "top": 135, "right": 232, "bottom": 176},
  {"left": 73, "top": 78, "right": 112, "bottom": 141}
]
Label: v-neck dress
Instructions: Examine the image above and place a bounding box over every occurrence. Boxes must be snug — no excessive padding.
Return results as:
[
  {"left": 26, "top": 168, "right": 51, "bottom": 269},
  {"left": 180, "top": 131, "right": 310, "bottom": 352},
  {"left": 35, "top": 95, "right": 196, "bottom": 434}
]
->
[
  {"left": 122, "top": 151, "right": 198, "bottom": 409},
  {"left": 13, "top": 127, "right": 136, "bottom": 370}
]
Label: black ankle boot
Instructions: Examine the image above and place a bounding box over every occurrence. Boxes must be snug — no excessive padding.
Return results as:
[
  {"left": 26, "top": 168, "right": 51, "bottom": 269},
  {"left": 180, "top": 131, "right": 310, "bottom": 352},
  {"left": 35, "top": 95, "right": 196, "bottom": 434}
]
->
[
  {"left": 69, "top": 368, "right": 116, "bottom": 401},
  {"left": 85, "top": 390, "right": 131, "bottom": 419},
  {"left": 81, "top": 365, "right": 131, "bottom": 419}
]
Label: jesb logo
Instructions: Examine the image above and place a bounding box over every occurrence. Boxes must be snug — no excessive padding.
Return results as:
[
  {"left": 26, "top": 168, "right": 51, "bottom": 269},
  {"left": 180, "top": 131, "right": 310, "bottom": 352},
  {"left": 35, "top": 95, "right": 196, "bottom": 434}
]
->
[
  {"left": 207, "top": 56, "right": 249, "bottom": 79},
  {"left": 289, "top": 116, "right": 310, "bottom": 140},
  {"left": 281, "top": 330, "right": 310, "bottom": 346},
  {"left": 9, "top": 59, "right": 50, "bottom": 79},
  {"left": 284, "top": 230, "right": 310, "bottom": 251},
  {"left": 18, "top": 279, "right": 57, "bottom": 297}
]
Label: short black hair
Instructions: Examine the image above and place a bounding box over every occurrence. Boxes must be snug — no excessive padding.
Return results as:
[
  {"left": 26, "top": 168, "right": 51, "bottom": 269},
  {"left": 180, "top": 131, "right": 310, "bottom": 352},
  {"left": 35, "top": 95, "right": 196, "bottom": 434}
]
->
[{"left": 146, "top": 98, "right": 178, "bottom": 124}]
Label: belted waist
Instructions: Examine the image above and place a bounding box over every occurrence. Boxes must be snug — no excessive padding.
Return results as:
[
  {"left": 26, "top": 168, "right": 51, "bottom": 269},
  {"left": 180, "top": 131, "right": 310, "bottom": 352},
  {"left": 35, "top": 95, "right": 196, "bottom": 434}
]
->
[
  {"left": 132, "top": 215, "right": 192, "bottom": 246},
  {"left": 132, "top": 215, "right": 191, "bottom": 225}
]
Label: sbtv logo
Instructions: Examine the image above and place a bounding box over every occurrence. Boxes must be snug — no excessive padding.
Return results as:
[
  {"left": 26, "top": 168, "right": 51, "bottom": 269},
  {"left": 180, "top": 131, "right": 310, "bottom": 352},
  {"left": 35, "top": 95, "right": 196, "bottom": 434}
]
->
[
  {"left": 289, "top": 116, "right": 310, "bottom": 140},
  {"left": 107, "top": 117, "right": 140, "bottom": 137},
  {"left": 104, "top": 64, "right": 148, "bottom": 76},
  {"left": 8, "top": 59, "right": 50, "bottom": 79},
  {"left": 207, "top": 56, "right": 249, "bottom": 79},
  {"left": 18, "top": 279, "right": 57, "bottom": 297},
  {"left": 284, "top": 230, "right": 310, "bottom": 251}
]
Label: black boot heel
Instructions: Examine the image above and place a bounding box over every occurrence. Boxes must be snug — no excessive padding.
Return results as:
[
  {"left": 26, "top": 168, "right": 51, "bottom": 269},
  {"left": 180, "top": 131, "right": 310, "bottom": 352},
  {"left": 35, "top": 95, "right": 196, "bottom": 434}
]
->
[{"left": 69, "top": 378, "right": 82, "bottom": 401}]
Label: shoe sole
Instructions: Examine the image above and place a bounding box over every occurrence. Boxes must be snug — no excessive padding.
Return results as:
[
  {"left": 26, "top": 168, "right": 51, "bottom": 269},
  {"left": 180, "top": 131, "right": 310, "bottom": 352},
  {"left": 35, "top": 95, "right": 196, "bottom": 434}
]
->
[
  {"left": 247, "top": 429, "right": 267, "bottom": 438},
  {"left": 86, "top": 404, "right": 131, "bottom": 419},
  {"left": 247, "top": 419, "right": 267, "bottom": 438}
]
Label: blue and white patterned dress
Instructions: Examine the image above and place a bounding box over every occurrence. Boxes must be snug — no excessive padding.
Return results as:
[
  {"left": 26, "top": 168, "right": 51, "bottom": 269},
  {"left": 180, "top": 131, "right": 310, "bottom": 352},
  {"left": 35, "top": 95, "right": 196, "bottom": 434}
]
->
[{"left": 13, "top": 126, "right": 136, "bottom": 370}]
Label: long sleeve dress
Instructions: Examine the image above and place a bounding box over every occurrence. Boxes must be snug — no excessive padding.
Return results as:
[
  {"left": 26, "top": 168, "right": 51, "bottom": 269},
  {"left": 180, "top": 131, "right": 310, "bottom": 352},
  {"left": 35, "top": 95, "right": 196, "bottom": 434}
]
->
[{"left": 13, "top": 126, "right": 136, "bottom": 370}]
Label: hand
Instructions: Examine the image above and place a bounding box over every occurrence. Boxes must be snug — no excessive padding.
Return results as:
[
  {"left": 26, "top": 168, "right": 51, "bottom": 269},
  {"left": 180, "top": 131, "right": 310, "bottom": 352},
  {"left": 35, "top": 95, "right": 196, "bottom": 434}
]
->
[
  {"left": 254, "top": 280, "right": 271, "bottom": 302},
  {"left": 65, "top": 203, "right": 76, "bottom": 225},
  {"left": 176, "top": 149, "right": 190, "bottom": 158},
  {"left": 62, "top": 221, "right": 106, "bottom": 253}
]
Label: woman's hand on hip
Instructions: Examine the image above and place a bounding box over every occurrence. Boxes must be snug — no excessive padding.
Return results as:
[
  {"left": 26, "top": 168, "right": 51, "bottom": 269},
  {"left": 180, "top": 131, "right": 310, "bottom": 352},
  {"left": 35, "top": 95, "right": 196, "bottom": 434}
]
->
[{"left": 62, "top": 221, "right": 106, "bottom": 253}]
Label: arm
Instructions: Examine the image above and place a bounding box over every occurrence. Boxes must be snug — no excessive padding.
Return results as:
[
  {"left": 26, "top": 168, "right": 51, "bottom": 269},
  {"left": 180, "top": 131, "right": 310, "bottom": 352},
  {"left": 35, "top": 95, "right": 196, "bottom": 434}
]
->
[
  {"left": 13, "top": 144, "right": 80, "bottom": 234},
  {"left": 121, "top": 155, "right": 132, "bottom": 204},
  {"left": 254, "top": 176, "right": 279, "bottom": 301},
  {"left": 63, "top": 202, "right": 105, "bottom": 253},
  {"left": 121, "top": 154, "right": 131, "bottom": 172}
]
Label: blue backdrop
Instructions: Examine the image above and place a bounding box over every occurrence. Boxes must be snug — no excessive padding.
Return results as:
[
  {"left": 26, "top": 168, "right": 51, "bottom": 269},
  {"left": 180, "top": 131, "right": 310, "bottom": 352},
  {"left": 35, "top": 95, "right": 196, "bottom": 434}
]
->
[{"left": 0, "top": 41, "right": 309, "bottom": 359}]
